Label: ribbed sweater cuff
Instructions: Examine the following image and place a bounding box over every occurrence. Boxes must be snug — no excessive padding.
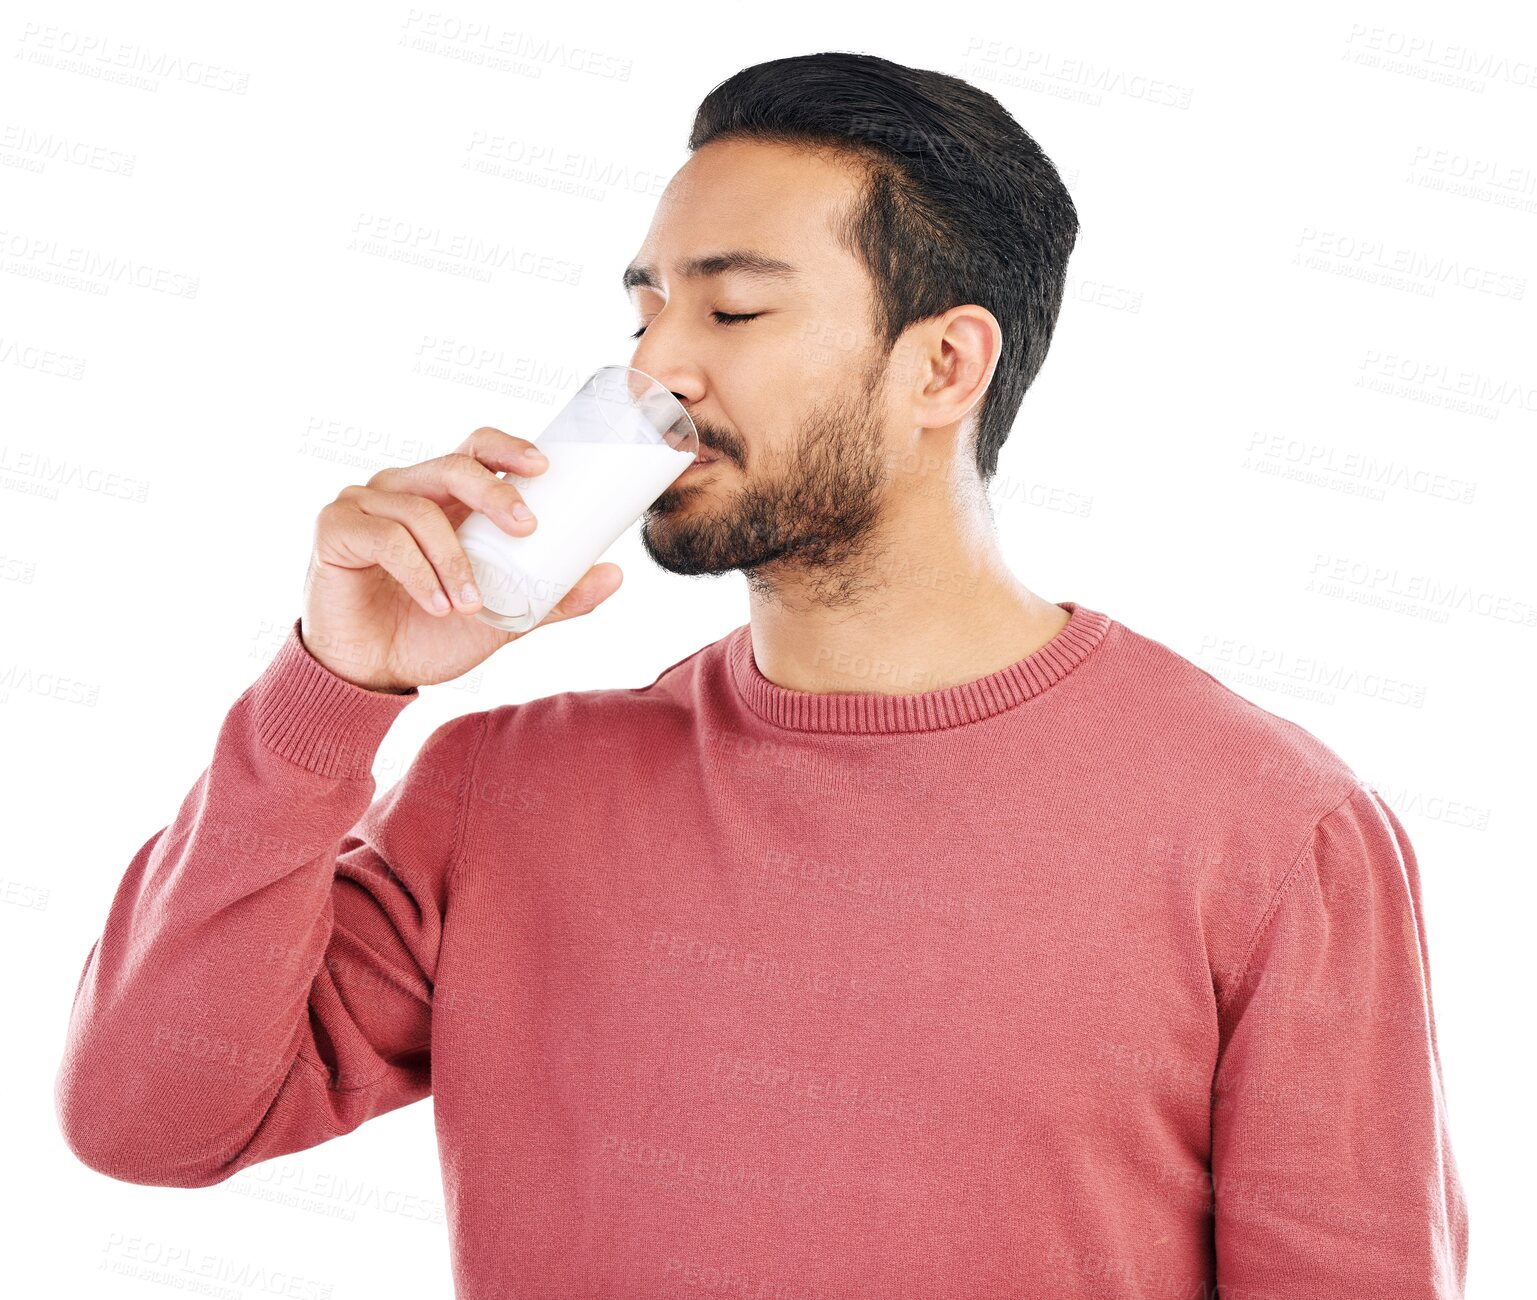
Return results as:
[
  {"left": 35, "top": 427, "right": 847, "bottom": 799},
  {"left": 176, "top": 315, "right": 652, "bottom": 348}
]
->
[{"left": 246, "top": 617, "right": 419, "bottom": 780}]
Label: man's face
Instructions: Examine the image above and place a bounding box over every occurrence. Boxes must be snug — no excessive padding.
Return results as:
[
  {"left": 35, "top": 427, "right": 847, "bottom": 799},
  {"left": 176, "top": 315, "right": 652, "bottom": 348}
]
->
[{"left": 625, "top": 138, "right": 901, "bottom": 590}]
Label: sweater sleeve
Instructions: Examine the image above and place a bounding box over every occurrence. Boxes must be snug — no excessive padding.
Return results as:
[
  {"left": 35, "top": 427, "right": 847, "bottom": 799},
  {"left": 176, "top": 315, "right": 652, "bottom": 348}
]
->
[
  {"left": 1211, "top": 781, "right": 1470, "bottom": 1296},
  {"left": 54, "top": 617, "right": 488, "bottom": 1188}
]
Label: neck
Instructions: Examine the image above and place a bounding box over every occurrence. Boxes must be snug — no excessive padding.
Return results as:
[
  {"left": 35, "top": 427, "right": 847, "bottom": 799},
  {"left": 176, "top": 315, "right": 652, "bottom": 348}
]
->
[{"left": 742, "top": 480, "right": 1070, "bottom": 697}]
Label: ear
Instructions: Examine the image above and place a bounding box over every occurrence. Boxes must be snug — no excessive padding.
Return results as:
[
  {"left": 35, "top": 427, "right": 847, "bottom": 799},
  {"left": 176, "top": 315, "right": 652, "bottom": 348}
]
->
[{"left": 904, "top": 305, "right": 1002, "bottom": 431}]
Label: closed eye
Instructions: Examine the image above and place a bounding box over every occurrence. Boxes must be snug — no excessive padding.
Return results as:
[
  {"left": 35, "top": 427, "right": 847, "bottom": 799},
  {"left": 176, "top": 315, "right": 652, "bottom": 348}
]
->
[{"left": 630, "top": 311, "right": 762, "bottom": 339}]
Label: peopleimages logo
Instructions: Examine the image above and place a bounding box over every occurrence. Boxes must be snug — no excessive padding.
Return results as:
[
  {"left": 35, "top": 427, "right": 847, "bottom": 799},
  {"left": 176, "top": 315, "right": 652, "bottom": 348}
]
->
[
  {"left": 15, "top": 24, "right": 251, "bottom": 94},
  {"left": 0, "top": 228, "right": 200, "bottom": 299}
]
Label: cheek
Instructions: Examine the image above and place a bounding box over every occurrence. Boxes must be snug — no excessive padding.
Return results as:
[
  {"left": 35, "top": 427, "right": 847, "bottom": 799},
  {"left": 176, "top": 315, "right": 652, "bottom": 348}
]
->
[{"left": 788, "top": 315, "right": 866, "bottom": 382}]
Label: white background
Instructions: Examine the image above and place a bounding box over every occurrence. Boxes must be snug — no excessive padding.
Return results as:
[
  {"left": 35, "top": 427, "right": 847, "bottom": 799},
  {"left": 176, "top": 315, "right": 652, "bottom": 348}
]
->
[{"left": 3, "top": 0, "right": 1532, "bottom": 1295}]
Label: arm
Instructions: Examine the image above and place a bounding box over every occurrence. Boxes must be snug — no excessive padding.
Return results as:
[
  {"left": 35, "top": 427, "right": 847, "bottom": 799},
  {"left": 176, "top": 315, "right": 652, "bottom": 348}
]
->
[
  {"left": 54, "top": 617, "right": 488, "bottom": 1187},
  {"left": 1211, "top": 781, "right": 1470, "bottom": 1296}
]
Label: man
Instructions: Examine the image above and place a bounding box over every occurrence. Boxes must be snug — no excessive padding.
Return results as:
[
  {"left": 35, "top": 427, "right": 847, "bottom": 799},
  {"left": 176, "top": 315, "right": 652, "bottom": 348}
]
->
[{"left": 57, "top": 51, "right": 1468, "bottom": 1298}]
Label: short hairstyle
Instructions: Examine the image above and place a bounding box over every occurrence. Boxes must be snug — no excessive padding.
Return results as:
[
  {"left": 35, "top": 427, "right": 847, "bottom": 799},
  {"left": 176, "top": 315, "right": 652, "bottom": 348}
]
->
[{"left": 688, "top": 51, "right": 1080, "bottom": 482}]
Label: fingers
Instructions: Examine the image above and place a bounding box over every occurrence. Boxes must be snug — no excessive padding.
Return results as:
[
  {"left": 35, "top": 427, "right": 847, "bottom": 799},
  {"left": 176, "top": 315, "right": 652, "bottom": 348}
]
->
[
  {"left": 538, "top": 563, "right": 625, "bottom": 626},
  {"left": 366, "top": 429, "right": 547, "bottom": 532},
  {"left": 314, "top": 428, "right": 608, "bottom": 628},
  {"left": 451, "top": 425, "right": 547, "bottom": 470},
  {"left": 318, "top": 488, "right": 485, "bottom": 616}
]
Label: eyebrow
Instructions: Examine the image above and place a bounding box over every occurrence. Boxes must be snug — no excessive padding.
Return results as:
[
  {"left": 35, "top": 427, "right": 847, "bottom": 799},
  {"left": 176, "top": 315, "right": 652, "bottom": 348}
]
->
[{"left": 622, "top": 249, "right": 800, "bottom": 293}]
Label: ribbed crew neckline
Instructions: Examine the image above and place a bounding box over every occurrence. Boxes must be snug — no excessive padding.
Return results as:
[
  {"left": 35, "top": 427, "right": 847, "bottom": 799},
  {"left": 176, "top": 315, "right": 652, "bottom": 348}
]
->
[{"left": 726, "top": 600, "right": 1112, "bottom": 735}]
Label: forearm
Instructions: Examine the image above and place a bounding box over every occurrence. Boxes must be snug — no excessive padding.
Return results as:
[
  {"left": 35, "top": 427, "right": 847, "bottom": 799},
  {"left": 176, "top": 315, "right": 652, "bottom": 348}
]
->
[{"left": 55, "top": 622, "right": 417, "bottom": 1184}]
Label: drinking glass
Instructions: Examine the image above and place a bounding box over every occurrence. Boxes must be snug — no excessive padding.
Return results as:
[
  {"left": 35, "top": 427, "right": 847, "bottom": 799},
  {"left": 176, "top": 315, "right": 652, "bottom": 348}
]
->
[{"left": 455, "top": 366, "right": 698, "bottom": 633}]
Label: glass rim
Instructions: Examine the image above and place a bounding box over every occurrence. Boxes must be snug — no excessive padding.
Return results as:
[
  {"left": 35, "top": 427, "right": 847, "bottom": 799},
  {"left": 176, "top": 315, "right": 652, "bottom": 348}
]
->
[{"left": 593, "top": 363, "right": 698, "bottom": 454}]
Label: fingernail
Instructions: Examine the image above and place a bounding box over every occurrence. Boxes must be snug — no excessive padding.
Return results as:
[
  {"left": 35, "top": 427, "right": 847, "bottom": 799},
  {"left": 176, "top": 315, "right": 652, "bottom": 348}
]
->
[
  {"left": 461, "top": 582, "right": 480, "bottom": 604},
  {"left": 523, "top": 448, "right": 547, "bottom": 463},
  {"left": 512, "top": 503, "right": 533, "bottom": 521}
]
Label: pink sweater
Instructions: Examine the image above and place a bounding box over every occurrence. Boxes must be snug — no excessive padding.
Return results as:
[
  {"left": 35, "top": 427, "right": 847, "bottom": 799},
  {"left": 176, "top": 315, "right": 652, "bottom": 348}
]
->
[{"left": 55, "top": 600, "right": 1469, "bottom": 1297}]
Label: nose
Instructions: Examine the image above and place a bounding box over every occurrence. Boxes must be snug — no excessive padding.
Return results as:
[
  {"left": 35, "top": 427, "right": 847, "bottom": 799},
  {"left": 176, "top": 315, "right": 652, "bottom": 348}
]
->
[
  {"left": 629, "top": 324, "right": 702, "bottom": 406},
  {"left": 630, "top": 368, "right": 700, "bottom": 440}
]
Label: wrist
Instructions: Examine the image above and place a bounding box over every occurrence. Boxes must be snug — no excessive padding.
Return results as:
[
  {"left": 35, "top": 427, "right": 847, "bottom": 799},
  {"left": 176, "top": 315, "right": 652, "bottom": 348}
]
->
[
  {"left": 298, "top": 626, "right": 419, "bottom": 695},
  {"left": 249, "top": 618, "right": 419, "bottom": 779}
]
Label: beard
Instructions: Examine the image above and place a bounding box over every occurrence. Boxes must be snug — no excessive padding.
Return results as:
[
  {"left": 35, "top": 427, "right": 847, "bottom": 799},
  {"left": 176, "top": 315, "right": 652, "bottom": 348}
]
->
[{"left": 638, "top": 360, "right": 894, "bottom": 608}]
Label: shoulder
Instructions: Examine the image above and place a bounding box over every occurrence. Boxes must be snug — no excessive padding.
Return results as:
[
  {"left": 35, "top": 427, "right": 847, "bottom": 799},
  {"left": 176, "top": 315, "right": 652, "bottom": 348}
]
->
[
  {"left": 1091, "top": 614, "right": 1429, "bottom": 998},
  {"left": 1096, "top": 615, "right": 1364, "bottom": 821},
  {"left": 478, "top": 630, "right": 728, "bottom": 754}
]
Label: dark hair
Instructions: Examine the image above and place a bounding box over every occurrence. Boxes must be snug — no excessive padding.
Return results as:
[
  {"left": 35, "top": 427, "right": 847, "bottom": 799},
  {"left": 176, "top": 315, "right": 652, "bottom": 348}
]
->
[{"left": 688, "top": 51, "right": 1079, "bottom": 482}]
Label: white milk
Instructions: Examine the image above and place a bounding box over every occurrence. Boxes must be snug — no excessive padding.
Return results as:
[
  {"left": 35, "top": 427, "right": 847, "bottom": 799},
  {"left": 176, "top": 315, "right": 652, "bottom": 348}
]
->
[{"left": 455, "top": 439, "right": 697, "bottom": 632}]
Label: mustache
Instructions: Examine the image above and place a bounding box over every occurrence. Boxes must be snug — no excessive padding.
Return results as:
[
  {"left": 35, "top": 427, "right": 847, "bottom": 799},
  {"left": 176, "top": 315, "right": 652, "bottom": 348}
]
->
[{"left": 690, "top": 424, "right": 739, "bottom": 463}]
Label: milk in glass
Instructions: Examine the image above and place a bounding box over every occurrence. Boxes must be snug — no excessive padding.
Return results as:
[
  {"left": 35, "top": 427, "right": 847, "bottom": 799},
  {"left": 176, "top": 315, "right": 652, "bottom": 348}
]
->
[{"left": 457, "top": 437, "right": 696, "bottom": 632}]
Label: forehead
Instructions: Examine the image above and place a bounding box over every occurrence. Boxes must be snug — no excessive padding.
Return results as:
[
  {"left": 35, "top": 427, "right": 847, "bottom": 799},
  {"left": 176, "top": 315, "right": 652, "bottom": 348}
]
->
[{"left": 624, "top": 138, "right": 868, "bottom": 294}]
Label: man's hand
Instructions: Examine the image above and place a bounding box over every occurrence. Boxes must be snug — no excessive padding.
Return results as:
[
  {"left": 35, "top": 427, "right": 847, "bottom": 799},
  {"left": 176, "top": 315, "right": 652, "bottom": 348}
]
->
[{"left": 300, "top": 425, "right": 623, "bottom": 692}]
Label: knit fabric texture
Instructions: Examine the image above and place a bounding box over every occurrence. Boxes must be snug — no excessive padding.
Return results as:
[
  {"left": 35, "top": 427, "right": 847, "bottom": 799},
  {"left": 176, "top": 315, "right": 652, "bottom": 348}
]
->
[{"left": 55, "top": 600, "right": 1469, "bottom": 1298}]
